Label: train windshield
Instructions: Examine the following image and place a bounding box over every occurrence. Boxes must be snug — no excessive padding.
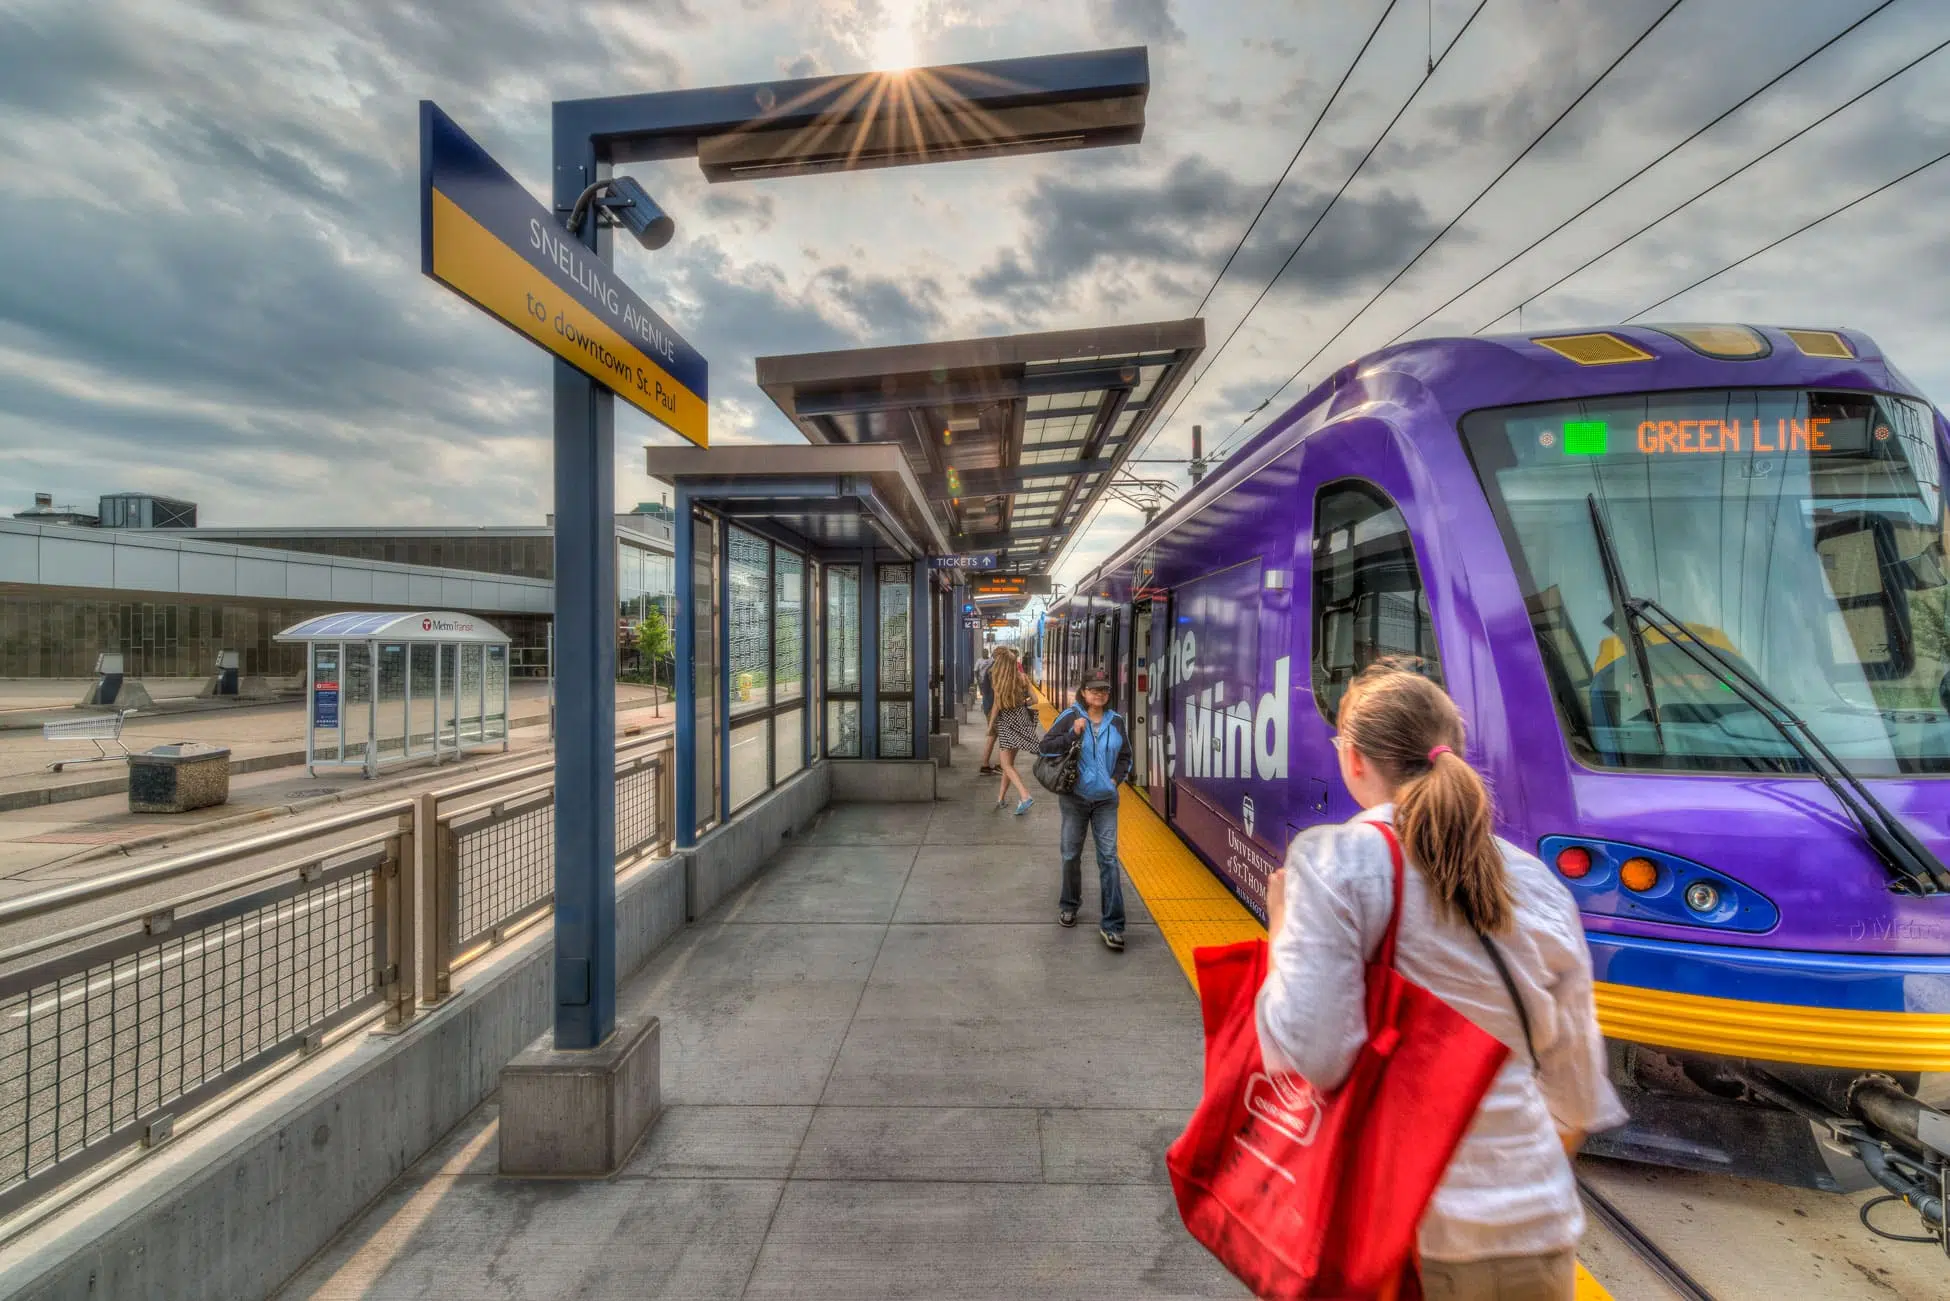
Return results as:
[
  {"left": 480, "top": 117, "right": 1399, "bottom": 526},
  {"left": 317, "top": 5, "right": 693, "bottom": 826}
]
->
[{"left": 1461, "top": 389, "right": 1950, "bottom": 776}]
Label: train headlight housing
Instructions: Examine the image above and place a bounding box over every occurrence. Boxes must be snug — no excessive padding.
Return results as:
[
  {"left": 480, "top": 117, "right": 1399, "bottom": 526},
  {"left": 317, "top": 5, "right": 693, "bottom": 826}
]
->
[{"left": 1537, "top": 836, "right": 1777, "bottom": 933}]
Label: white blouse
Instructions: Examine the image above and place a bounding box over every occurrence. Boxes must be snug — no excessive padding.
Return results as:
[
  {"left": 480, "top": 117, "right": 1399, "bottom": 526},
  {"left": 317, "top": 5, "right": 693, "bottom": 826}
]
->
[{"left": 1253, "top": 804, "right": 1627, "bottom": 1263}]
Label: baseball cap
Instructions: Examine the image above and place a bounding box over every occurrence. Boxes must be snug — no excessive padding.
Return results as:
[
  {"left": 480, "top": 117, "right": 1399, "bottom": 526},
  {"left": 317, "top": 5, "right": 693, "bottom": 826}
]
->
[{"left": 1082, "top": 671, "right": 1111, "bottom": 691}]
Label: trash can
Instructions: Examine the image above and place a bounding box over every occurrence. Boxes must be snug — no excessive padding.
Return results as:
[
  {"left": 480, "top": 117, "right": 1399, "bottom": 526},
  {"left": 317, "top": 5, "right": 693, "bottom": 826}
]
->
[{"left": 129, "top": 743, "right": 232, "bottom": 813}]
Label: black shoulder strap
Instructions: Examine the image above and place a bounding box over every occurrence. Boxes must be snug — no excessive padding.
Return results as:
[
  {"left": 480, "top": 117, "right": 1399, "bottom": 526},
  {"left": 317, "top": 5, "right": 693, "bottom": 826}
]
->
[{"left": 1476, "top": 932, "right": 1539, "bottom": 1070}]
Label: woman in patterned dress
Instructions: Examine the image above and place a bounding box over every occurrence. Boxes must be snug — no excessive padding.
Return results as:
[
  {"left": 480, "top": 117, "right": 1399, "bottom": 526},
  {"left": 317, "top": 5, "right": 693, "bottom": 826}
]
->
[{"left": 988, "top": 646, "right": 1037, "bottom": 815}]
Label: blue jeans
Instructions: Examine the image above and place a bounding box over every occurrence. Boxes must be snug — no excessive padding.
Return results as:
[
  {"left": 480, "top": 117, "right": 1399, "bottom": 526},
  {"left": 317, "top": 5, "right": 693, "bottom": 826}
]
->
[{"left": 1059, "top": 793, "right": 1124, "bottom": 934}]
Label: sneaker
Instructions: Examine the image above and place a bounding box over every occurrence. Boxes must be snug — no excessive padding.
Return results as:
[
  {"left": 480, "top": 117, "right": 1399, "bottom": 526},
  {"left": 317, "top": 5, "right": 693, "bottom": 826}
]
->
[
  {"left": 1101, "top": 930, "right": 1124, "bottom": 952},
  {"left": 1059, "top": 909, "right": 1077, "bottom": 928},
  {"left": 979, "top": 765, "right": 999, "bottom": 775},
  {"left": 1014, "top": 797, "right": 1034, "bottom": 816}
]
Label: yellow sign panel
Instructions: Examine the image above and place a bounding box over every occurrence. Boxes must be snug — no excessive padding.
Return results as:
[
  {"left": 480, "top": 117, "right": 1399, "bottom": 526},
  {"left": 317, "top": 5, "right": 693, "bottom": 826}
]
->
[{"left": 430, "top": 192, "right": 707, "bottom": 446}]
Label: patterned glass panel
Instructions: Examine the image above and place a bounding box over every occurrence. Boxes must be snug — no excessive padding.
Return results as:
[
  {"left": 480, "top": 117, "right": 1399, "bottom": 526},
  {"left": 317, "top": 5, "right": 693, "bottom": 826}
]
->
[
  {"left": 825, "top": 565, "right": 861, "bottom": 692},
  {"left": 826, "top": 700, "right": 860, "bottom": 758},
  {"left": 728, "top": 528, "right": 771, "bottom": 715},
  {"left": 774, "top": 550, "right": 804, "bottom": 704},
  {"left": 878, "top": 564, "right": 912, "bottom": 693},
  {"left": 879, "top": 701, "right": 913, "bottom": 758}
]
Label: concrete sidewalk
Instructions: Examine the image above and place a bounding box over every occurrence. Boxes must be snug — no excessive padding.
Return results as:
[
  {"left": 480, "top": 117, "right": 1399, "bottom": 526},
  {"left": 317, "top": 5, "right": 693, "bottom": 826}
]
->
[{"left": 276, "top": 731, "right": 1244, "bottom": 1298}]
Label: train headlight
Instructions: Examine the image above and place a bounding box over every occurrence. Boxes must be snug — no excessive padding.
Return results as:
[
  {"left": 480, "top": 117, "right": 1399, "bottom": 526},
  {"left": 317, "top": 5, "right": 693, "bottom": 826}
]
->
[
  {"left": 1620, "top": 857, "right": 1659, "bottom": 893},
  {"left": 1685, "top": 881, "right": 1720, "bottom": 914}
]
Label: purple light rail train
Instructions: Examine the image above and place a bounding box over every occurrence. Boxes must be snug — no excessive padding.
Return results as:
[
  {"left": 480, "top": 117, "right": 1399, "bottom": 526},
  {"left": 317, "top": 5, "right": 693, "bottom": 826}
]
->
[{"left": 1041, "top": 323, "right": 1950, "bottom": 1238}]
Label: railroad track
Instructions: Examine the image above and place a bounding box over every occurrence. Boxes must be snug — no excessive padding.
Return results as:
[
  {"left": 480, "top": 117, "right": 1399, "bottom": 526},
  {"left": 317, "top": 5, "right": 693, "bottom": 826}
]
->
[{"left": 1578, "top": 1176, "right": 1719, "bottom": 1301}]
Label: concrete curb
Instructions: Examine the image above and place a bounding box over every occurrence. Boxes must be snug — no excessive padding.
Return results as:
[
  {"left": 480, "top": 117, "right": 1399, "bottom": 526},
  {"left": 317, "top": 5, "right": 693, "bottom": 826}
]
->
[{"left": 34, "top": 719, "right": 674, "bottom": 870}]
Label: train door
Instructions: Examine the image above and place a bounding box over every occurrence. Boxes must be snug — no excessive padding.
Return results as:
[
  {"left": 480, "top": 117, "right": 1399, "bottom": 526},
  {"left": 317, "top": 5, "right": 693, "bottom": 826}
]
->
[{"left": 1129, "top": 602, "right": 1151, "bottom": 791}]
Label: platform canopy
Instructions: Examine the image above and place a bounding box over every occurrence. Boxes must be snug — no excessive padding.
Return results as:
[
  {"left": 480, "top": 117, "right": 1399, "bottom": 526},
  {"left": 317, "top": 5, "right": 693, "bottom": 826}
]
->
[
  {"left": 755, "top": 319, "right": 1204, "bottom": 576},
  {"left": 275, "top": 611, "right": 509, "bottom": 645}
]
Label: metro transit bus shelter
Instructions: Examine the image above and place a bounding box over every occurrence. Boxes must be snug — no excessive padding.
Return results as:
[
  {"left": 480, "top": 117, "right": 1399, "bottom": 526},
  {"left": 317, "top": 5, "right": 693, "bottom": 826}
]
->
[{"left": 277, "top": 610, "right": 511, "bottom": 778}]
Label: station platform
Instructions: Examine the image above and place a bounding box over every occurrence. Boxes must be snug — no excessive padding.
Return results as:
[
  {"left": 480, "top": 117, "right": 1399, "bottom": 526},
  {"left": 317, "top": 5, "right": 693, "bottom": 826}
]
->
[
  {"left": 276, "top": 709, "right": 1240, "bottom": 1298},
  {"left": 273, "top": 696, "right": 1614, "bottom": 1299}
]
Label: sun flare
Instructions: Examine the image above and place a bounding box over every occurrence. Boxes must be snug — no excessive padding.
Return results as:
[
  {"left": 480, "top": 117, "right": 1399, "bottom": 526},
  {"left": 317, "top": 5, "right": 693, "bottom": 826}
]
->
[{"left": 869, "top": 0, "right": 919, "bottom": 71}]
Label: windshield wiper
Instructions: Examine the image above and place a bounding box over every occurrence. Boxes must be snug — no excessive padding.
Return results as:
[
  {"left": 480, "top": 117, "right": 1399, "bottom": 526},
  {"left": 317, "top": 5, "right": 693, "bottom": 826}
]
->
[
  {"left": 1628, "top": 595, "right": 1950, "bottom": 896},
  {"left": 1586, "top": 495, "right": 1664, "bottom": 751}
]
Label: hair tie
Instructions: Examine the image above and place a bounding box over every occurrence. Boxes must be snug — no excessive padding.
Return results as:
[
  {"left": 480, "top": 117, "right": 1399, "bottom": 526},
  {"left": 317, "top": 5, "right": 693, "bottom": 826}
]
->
[{"left": 1427, "top": 745, "right": 1453, "bottom": 764}]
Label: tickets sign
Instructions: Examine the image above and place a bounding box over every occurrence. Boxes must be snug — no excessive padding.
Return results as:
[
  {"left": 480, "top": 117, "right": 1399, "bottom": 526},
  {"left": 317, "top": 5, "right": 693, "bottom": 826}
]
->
[{"left": 419, "top": 101, "right": 708, "bottom": 446}]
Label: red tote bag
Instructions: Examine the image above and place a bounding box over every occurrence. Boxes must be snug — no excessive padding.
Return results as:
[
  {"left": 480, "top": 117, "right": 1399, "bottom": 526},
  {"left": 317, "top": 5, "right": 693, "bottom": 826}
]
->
[{"left": 1166, "top": 824, "right": 1511, "bottom": 1300}]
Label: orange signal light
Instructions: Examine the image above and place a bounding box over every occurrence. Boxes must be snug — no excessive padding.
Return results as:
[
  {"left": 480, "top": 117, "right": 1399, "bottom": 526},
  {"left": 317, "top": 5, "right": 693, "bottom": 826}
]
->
[{"left": 1620, "top": 857, "right": 1659, "bottom": 893}]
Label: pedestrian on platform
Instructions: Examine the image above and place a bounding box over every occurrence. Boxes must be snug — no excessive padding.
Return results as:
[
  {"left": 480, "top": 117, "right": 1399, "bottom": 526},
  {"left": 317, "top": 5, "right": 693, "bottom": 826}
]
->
[
  {"left": 988, "top": 646, "right": 1038, "bottom": 815},
  {"left": 1040, "top": 670, "right": 1130, "bottom": 951},
  {"left": 1256, "top": 659, "right": 1623, "bottom": 1300},
  {"left": 975, "top": 643, "right": 999, "bottom": 775}
]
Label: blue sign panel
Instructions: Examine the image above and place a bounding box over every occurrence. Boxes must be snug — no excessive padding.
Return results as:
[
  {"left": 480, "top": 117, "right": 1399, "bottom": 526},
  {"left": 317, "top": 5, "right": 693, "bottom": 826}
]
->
[
  {"left": 419, "top": 101, "right": 709, "bottom": 445},
  {"left": 931, "top": 554, "right": 997, "bottom": 570},
  {"left": 313, "top": 684, "right": 340, "bottom": 729}
]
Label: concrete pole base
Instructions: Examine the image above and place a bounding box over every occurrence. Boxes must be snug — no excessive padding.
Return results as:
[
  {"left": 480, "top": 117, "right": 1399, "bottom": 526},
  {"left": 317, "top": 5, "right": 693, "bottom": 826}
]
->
[{"left": 497, "top": 1013, "right": 662, "bottom": 1176}]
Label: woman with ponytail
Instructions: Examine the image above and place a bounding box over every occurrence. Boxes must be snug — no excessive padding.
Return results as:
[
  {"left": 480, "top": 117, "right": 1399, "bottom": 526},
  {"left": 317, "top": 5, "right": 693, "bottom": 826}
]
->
[{"left": 1255, "top": 659, "right": 1623, "bottom": 1300}]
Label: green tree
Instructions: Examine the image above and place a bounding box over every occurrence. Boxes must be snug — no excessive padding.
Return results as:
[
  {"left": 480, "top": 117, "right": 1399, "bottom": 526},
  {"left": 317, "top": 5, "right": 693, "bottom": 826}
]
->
[{"left": 635, "top": 605, "right": 674, "bottom": 693}]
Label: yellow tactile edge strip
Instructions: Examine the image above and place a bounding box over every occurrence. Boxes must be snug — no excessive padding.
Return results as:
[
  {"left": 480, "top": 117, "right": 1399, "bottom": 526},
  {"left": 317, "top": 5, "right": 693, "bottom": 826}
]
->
[{"left": 1030, "top": 688, "right": 1613, "bottom": 1299}]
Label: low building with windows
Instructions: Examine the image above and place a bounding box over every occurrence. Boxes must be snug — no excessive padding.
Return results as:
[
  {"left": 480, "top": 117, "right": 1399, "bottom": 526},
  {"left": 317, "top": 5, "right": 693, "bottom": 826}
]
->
[{"left": 1, "top": 491, "right": 677, "bottom": 682}]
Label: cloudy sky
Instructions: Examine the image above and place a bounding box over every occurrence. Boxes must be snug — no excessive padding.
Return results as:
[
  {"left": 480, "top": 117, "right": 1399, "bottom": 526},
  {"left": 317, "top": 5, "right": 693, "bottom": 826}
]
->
[{"left": 2, "top": 0, "right": 1946, "bottom": 588}]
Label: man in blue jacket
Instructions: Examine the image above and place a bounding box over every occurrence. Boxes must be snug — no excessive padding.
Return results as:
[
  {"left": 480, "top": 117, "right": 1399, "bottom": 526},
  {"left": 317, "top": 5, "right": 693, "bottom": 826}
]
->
[{"left": 1040, "top": 670, "right": 1132, "bottom": 951}]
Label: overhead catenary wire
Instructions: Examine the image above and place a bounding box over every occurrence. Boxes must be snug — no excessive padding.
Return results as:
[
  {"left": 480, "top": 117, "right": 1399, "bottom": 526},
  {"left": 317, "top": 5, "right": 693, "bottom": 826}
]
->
[
  {"left": 1188, "top": 0, "right": 1404, "bottom": 326},
  {"left": 1622, "top": 144, "right": 1950, "bottom": 320},
  {"left": 1382, "top": 0, "right": 1901, "bottom": 347},
  {"left": 1144, "top": 0, "right": 1488, "bottom": 471},
  {"left": 1059, "top": 0, "right": 1405, "bottom": 574},
  {"left": 1223, "top": 0, "right": 1689, "bottom": 457},
  {"left": 1110, "top": 0, "right": 1403, "bottom": 497},
  {"left": 1476, "top": 30, "right": 1950, "bottom": 332}
]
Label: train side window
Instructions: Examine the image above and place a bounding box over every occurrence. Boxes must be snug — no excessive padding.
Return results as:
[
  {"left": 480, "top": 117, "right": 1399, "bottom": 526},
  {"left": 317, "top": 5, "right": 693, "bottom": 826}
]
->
[{"left": 1312, "top": 481, "right": 1443, "bottom": 723}]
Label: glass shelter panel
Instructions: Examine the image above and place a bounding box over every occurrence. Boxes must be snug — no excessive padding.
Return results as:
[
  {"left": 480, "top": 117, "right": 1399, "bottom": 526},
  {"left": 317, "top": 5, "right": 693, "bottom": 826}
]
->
[
  {"left": 409, "top": 644, "right": 436, "bottom": 755},
  {"left": 728, "top": 527, "right": 772, "bottom": 715},
  {"left": 693, "top": 512, "right": 720, "bottom": 830},
  {"left": 343, "top": 645, "right": 372, "bottom": 763},
  {"left": 826, "top": 565, "right": 861, "bottom": 692},
  {"left": 774, "top": 708, "right": 803, "bottom": 780},
  {"left": 459, "top": 644, "right": 484, "bottom": 743},
  {"left": 485, "top": 644, "right": 508, "bottom": 740},
  {"left": 879, "top": 564, "right": 913, "bottom": 693},
  {"left": 775, "top": 550, "right": 805, "bottom": 705},
  {"left": 729, "top": 717, "right": 769, "bottom": 812},
  {"left": 376, "top": 642, "right": 407, "bottom": 757}
]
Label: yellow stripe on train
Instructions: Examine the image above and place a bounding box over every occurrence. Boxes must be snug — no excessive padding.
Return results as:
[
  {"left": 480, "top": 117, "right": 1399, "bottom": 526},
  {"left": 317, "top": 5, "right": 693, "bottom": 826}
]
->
[{"left": 1592, "top": 983, "right": 1950, "bottom": 1072}]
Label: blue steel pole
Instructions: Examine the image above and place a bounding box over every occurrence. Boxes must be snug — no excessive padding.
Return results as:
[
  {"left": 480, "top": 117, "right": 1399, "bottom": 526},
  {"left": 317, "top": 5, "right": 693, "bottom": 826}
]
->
[
  {"left": 674, "top": 483, "right": 696, "bottom": 849},
  {"left": 549, "top": 128, "right": 616, "bottom": 1052}
]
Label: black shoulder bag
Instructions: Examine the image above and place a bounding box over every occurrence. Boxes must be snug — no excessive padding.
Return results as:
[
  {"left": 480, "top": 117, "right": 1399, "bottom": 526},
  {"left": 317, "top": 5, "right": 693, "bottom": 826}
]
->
[{"left": 1032, "top": 714, "right": 1082, "bottom": 794}]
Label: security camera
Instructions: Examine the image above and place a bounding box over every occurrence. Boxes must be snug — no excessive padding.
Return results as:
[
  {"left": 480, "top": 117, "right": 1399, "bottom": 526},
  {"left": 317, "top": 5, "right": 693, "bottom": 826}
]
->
[
  {"left": 563, "top": 176, "right": 676, "bottom": 251},
  {"left": 603, "top": 175, "right": 675, "bottom": 251}
]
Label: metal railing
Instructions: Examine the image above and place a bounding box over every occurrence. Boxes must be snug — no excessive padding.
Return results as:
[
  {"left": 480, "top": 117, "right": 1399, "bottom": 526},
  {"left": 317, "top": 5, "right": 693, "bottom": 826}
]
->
[{"left": 0, "top": 735, "right": 671, "bottom": 1220}]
